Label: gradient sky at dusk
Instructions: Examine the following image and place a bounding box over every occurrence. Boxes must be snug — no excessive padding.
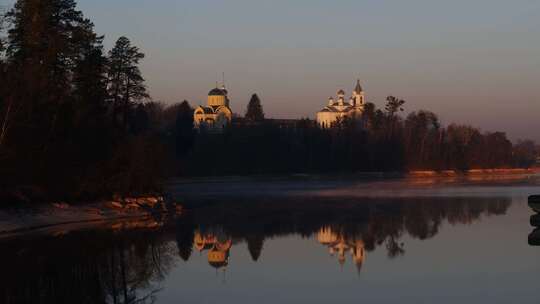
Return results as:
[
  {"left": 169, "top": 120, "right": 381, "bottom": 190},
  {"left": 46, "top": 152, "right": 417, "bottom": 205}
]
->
[{"left": 5, "top": 0, "right": 540, "bottom": 140}]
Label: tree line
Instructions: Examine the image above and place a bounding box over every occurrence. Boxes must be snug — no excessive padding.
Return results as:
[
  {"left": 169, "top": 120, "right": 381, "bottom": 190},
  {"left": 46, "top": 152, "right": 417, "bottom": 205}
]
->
[
  {"left": 0, "top": 0, "right": 170, "bottom": 202},
  {"left": 185, "top": 95, "right": 537, "bottom": 176},
  {"left": 0, "top": 0, "right": 537, "bottom": 202}
]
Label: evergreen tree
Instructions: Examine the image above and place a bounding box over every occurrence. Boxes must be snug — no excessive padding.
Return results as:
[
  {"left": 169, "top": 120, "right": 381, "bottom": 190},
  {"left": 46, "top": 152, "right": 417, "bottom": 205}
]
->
[
  {"left": 131, "top": 103, "right": 150, "bottom": 135},
  {"left": 245, "top": 93, "right": 264, "bottom": 122},
  {"left": 72, "top": 21, "right": 109, "bottom": 130},
  {"left": 175, "top": 100, "right": 194, "bottom": 157},
  {"left": 6, "top": 0, "right": 88, "bottom": 98},
  {"left": 2, "top": 0, "right": 106, "bottom": 153},
  {"left": 0, "top": 10, "right": 8, "bottom": 145},
  {"left": 0, "top": 0, "right": 126, "bottom": 199},
  {"left": 108, "top": 36, "right": 149, "bottom": 130},
  {"left": 0, "top": 9, "right": 6, "bottom": 57},
  {"left": 73, "top": 22, "right": 108, "bottom": 103},
  {"left": 4, "top": 0, "right": 89, "bottom": 143}
]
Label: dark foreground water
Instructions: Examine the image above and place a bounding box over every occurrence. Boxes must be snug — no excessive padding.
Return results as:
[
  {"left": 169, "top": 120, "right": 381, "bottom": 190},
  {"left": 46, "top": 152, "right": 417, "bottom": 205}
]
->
[{"left": 2, "top": 177, "right": 540, "bottom": 304}]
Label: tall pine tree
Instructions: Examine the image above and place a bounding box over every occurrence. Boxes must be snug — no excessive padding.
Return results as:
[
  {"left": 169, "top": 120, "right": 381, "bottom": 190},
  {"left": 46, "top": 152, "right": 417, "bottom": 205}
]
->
[
  {"left": 4, "top": 0, "right": 89, "bottom": 148},
  {"left": 1, "top": 0, "right": 119, "bottom": 199},
  {"left": 108, "top": 36, "right": 149, "bottom": 131},
  {"left": 175, "top": 100, "right": 194, "bottom": 157}
]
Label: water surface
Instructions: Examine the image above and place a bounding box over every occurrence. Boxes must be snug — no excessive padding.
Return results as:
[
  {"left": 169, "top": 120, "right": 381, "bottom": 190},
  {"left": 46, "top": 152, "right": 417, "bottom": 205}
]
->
[{"left": 2, "top": 177, "right": 539, "bottom": 303}]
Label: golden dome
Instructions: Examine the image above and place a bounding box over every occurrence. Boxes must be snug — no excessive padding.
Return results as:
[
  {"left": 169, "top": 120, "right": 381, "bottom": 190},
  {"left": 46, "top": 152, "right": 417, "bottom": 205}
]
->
[
  {"left": 208, "top": 88, "right": 226, "bottom": 96},
  {"left": 194, "top": 233, "right": 206, "bottom": 251},
  {"left": 216, "top": 239, "right": 232, "bottom": 251},
  {"left": 208, "top": 248, "right": 229, "bottom": 269},
  {"left": 194, "top": 232, "right": 219, "bottom": 251}
]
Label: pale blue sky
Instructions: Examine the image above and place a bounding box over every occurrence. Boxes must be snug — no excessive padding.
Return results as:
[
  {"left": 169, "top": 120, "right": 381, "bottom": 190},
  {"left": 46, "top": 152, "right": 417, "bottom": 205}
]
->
[{"left": 3, "top": 0, "right": 540, "bottom": 140}]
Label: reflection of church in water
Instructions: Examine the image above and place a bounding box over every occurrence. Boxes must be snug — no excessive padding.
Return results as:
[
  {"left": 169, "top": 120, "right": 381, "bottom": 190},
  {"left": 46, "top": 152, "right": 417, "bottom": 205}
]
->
[
  {"left": 194, "top": 229, "right": 233, "bottom": 270},
  {"left": 317, "top": 227, "right": 366, "bottom": 272},
  {"left": 192, "top": 227, "right": 366, "bottom": 273}
]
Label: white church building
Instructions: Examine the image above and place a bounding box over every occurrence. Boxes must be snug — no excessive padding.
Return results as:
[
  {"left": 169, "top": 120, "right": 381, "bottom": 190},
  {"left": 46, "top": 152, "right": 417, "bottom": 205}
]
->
[
  {"left": 193, "top": 84, "right": 233, "bottom": 132},
  {"left": 316, "top": 80, "right": 366, "bottom": 128}
]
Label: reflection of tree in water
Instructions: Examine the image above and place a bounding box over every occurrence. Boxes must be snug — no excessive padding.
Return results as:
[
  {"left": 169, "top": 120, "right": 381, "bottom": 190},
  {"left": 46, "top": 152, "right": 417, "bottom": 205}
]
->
[
  {"left": 246, "top": 235, "right": 265, "bottom": 261},
  {"left": 176, "top": 196, "right": 512, "bottom": 271},
  {"left": 0, "top": 229, "right": 175, "bottom": 304},
  {"left": 175, "top": 216, "right": 195, "bottom": 261}
]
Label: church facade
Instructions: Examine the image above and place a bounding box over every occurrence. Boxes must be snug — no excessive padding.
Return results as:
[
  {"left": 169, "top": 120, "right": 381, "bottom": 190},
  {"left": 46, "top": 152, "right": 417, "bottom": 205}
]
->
[
  {"left": 316, "top": 80, "right": 365, "bottom": 128},
  {"left": 193, "top": 84, "right": 233, "bottom": 132}
]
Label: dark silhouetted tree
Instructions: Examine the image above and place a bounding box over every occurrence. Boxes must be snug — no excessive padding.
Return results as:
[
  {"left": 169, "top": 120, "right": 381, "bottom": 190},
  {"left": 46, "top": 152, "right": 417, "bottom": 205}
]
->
[
  {"left": 108, "top": 36, "right": 149, "bottom": 130},
  {"left": 0, "top": 0, "right": 167, "bottom": 202},
  {"left": 71, "top": 20, "right": 110, "bottom": 135},
  {"left": 245, "top": 94, "right": 264, "bottom": 122},
  {"left": 175, "top": 100, "right": 194, "bottom": 157},
  {"left": 4, "top": 0, "right": 89, "bottom": 148},
  {"left": 404, "top": 110, "right": 440, "bottom": 169},
  {"left": 384, "top": 96, "right": 405, "bottom": 118},
  {"left": 131, "top": 104, "right": 150, "bottom": 135},
  {"left": 445, "top": 124, "right": 481, "bottom": 171},
  {"left": 0, "top": 8, "right": 6, "bottom": 56},
  {"left": 0, "top": 0, "right": 122, "bottom": 198},
  {"left": 513, "top": 140, "right": 537, "bottom": 168},
  {"left": 176, "top": 217, "right": 195, "bottom": 261}
]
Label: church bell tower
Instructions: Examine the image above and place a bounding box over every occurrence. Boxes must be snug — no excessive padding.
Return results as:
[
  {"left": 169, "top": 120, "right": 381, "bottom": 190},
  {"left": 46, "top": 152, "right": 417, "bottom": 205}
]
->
[{"left": 352, "top": 79, "right": 364, "bottom": 108}]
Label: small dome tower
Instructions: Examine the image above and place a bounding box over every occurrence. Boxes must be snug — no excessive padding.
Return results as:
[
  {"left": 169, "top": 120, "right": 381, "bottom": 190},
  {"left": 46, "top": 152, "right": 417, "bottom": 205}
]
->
[
  {"left": 352, "top": 79, "right": 365, "bottom": 108},
  {"left": 337, "top": 89, "right": 345, "bottom": 106},
  {"left": 328, "top": 97, "right": 335, "bottom": 106}
]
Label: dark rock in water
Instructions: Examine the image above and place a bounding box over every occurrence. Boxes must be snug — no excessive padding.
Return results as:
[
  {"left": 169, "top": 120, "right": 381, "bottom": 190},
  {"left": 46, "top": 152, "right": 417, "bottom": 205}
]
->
[
  {"left": 529, "top": 228, "right": 540, "bottom": 246},
  {"left": 531, "top": 214, "right": 540, "bottom": 227},
  {"left": 528, "top": 200, "right": 540, "bottom": 213},
  {"left": 529, "top": 195, "right": 540, "bottom": 203}
]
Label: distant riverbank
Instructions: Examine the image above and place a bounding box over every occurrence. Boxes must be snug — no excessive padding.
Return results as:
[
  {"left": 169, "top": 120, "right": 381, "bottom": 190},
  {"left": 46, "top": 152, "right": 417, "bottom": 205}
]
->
[
  {"left": 408, "top": 168, "right": 536, "bottom": 177},
  {"left": 170, "top": 168, "right": 537, "bottom": 185},
  {"left": 167, "top": 171, "right": 540, "bottom": 208},
  {"left": 2, "top": 170, "right": 538, "bottom": 239}
]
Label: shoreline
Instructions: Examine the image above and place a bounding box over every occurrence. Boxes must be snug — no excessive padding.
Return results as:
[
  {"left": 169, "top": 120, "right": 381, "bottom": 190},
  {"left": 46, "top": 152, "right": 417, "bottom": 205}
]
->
[
  {"left": 407, "top": 168, "right": 536, "bottom": 177},
  {"left": 168, "top": 168, "right": 538, "bottom": 184},
  {"left": 1, "top": 169, "right": 537, "bottom": 239},
  {"left": 0, "top": 198, "right": 179, "bottom": 240},
  {"left": 0, "top": 202, "right": 148, "bottom": 239}
]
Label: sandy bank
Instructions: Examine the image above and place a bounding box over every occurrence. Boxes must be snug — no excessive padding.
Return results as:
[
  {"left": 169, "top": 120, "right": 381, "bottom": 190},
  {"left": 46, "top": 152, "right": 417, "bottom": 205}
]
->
[{"left": 0, "top": 198, "right": 180, "bottom": 240}]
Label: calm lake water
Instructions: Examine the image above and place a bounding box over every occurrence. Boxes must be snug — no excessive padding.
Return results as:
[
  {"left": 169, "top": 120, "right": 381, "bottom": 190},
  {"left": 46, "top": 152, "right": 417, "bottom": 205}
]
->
[{"left": 2, "top": 177, "right": 540, "bottom": 304}]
